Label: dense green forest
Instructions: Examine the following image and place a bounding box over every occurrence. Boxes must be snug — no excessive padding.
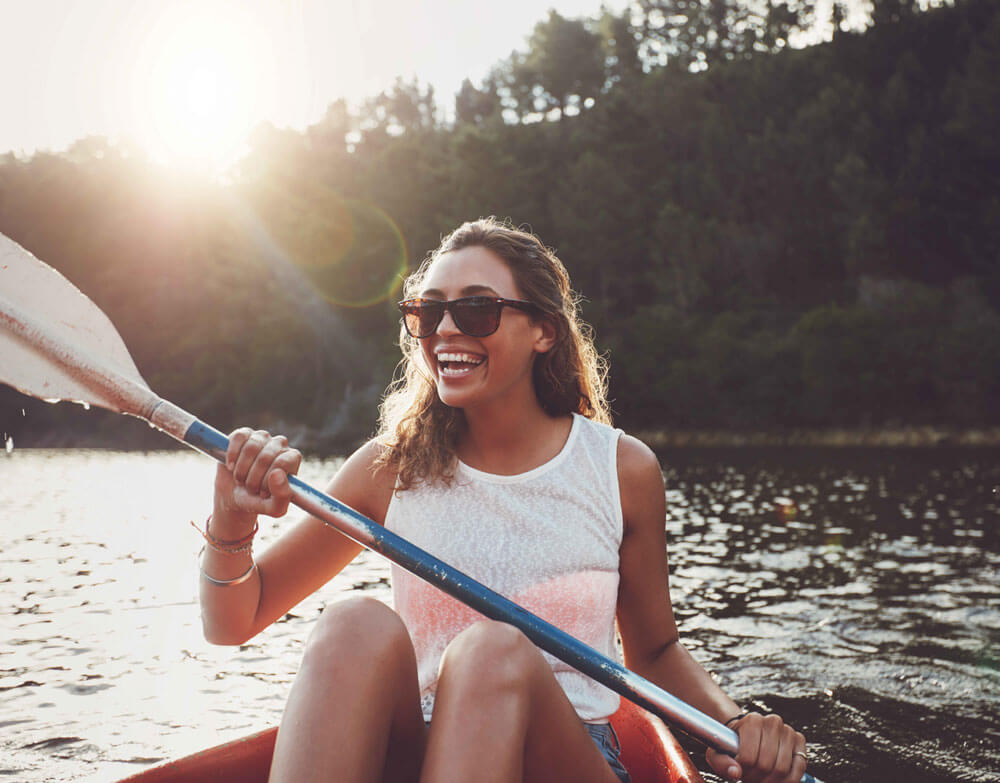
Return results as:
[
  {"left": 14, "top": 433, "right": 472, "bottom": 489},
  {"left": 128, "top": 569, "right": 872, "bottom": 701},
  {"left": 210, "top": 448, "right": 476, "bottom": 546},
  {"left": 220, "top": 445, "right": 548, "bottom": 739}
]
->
[{"left": 2, "top": 0, "right": 998, "bottom": 449}]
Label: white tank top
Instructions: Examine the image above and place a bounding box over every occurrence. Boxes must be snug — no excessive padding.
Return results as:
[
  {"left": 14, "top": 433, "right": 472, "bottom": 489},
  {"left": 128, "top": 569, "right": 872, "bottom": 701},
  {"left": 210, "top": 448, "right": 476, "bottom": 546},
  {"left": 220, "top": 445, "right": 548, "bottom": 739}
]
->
[{"left": 384, "top": 413, "right": 625, "bottom": 723}]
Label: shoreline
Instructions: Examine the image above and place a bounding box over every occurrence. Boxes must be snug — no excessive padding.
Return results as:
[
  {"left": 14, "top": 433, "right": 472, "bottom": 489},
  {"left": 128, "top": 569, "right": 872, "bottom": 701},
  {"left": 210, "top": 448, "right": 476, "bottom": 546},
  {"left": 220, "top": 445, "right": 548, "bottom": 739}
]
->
[
  {"left": 636, "top": 426, "right": 1000, "bottom": 448},
  {"left": 6, "top": 425, "right": 1000, "bottom": 452}
]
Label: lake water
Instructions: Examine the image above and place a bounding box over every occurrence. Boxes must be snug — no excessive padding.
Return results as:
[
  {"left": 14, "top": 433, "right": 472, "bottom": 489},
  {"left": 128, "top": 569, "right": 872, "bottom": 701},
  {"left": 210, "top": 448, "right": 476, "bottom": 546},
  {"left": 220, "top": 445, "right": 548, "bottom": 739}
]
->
[{"left": 2, "top": 447, "right": 998, "bottom": 782}]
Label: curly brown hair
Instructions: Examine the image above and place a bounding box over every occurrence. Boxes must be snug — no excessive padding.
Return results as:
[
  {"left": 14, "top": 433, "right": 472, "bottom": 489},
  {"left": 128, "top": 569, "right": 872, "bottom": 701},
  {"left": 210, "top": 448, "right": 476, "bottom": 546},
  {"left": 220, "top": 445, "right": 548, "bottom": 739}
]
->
[{"left": 375, "top": 217, "right": 610, "bottom": 490}]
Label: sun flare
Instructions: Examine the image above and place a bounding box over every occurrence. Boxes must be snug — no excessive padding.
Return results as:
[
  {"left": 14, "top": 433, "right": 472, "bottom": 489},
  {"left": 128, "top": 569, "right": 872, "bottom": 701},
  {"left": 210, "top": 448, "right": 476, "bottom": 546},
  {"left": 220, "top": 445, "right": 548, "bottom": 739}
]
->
[{"left": 129, "top": 4, "right": 270, "bottom": 172}]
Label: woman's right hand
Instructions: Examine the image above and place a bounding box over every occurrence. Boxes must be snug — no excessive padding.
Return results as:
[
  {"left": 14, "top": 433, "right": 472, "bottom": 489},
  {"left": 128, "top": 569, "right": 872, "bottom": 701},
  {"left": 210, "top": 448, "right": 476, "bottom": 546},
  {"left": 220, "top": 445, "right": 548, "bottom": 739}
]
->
[{"left": 214, "top": 428, "right": 302, "bottom": 520}]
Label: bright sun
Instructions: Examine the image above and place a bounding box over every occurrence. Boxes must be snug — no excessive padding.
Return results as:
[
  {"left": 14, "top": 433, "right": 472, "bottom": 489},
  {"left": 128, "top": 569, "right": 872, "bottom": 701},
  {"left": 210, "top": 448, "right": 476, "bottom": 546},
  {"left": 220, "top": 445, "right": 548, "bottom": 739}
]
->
[{"left": 130, "top": 5, "right": 267, "bottom": 172}]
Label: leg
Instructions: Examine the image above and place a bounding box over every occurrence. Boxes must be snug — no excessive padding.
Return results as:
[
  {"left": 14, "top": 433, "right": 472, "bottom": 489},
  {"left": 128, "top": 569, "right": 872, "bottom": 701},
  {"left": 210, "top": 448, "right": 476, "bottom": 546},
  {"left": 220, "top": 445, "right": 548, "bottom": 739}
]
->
[
  {"left": 268, "top": 596, "right": 427, "bottom": 783},
  {"left": 421, "top": 620, "right": 622, "bottom": 783}
]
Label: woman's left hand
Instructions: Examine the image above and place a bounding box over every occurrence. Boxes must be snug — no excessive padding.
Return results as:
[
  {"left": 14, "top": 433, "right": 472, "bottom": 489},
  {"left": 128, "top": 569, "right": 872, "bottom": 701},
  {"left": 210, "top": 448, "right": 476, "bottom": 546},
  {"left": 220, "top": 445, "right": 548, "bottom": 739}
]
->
[{"left": 705, "top": 712, "right": 808, "bottom": 782}]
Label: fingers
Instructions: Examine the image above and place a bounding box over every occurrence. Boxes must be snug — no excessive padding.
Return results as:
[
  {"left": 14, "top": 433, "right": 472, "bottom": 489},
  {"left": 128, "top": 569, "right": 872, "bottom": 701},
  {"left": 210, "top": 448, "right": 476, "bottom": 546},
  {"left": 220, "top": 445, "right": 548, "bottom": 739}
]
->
[
  {"left": 223, "top": 428, "right": 301, "bottom": 515},
  {"left": 734, "top": 714, "right": 764, "bottom": 781},
  {"left": 726, "top": 713, "right": 808, "bottom": 783},
  {"left": 243, "top": 434, "right": 289, "bottom": 495},
  {"left": 226, "top": 427, "right": 255, "bottom": 471},
  {"left": 230, "top": 429, "right": 274, "bottom": 489},
  {"left": 705, "top": 747, "right": 742, "bottom": 781},
  {"left": 754, "top": 714, "right": 784, "bottom": 780},
  {"left": 789, "top": 733, "right": 809, "bottom": 783},
  {"left": 262, "top": 448, "right": 302, "bottom": 503}
]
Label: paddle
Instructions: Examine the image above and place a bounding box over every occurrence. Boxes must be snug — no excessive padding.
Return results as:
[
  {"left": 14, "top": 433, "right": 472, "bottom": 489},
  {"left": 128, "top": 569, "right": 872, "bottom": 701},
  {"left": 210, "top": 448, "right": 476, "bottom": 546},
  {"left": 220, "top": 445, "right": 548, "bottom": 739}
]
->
[{"left": 0, "top": 232, "right": 823, "bottom": 783}]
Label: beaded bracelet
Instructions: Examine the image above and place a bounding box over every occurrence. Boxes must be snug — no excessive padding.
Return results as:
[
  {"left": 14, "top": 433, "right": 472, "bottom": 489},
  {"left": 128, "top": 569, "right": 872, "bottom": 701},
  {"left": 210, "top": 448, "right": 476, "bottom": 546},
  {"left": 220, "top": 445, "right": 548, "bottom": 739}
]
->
[{"left": 191, "top": 515, "right": 259, "bottom": 554}]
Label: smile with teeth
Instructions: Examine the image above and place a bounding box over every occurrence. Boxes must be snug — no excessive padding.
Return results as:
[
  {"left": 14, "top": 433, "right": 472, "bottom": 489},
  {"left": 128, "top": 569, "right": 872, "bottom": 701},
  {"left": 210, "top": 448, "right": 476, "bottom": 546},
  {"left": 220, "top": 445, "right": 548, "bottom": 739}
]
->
[{"left": 436, "top": 351, "right": 486, "bottom": 377}]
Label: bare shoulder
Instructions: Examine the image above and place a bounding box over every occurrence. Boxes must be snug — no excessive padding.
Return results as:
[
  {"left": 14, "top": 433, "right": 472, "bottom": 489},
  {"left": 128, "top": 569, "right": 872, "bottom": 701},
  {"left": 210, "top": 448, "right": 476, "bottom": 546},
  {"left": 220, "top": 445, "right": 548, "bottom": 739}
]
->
[
  {"left": 617, "top": 433, "right": 665, "bottom": 491},
  {"left": 337, "top": 438, "right": 393, "bottom": 477},
  {"left": 616, "top": 434, "right": 666, "bottom": 534},
  {"left": 327, "top": 438, "right": 398, "bottom": 524}
]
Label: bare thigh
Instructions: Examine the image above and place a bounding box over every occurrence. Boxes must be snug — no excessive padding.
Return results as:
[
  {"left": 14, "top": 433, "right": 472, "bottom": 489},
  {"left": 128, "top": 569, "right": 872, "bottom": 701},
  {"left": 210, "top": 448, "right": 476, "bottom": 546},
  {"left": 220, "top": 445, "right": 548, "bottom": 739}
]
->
[
  {"left": 422, "top": 620, "right": 622, "bottom": 783},
  {"left": 268, "top": 596, "right": 427, "bottom": 783}
]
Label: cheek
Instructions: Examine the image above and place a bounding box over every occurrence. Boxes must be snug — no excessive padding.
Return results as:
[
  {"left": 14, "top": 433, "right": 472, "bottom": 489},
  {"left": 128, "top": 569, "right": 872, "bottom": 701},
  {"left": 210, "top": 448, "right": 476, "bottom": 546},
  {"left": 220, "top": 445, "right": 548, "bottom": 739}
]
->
[
  {"left": 489, "top": 336, "right": 538, "bottom": 374},
  {"left": 416, "top": 345, "right": 436, "bottom": 376}
]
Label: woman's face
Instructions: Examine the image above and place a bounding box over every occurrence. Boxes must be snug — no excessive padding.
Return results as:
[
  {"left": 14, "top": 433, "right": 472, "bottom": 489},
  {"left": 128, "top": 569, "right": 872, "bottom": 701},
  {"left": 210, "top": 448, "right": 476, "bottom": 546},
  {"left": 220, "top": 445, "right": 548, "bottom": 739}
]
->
[{"left": 416, "top": 246, "right": 553, "bottom": 412}]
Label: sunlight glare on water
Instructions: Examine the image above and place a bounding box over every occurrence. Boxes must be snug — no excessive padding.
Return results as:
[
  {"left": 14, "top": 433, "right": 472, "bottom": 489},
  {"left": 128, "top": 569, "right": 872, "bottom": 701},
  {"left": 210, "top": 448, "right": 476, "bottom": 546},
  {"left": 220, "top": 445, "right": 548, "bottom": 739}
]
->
[
  {"left": 1, "top": 449, "right": 387, "bottom": 782},
  {"left": 2, "top": 447, "right": 998, "bottom": 782}
]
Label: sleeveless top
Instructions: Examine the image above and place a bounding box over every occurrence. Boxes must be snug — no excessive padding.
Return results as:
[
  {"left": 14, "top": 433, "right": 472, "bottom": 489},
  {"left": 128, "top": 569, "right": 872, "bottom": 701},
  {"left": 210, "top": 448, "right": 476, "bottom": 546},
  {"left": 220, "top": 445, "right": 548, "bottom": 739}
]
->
[{"left": 384, "top": 413, "right": 625, "bottom": 723}]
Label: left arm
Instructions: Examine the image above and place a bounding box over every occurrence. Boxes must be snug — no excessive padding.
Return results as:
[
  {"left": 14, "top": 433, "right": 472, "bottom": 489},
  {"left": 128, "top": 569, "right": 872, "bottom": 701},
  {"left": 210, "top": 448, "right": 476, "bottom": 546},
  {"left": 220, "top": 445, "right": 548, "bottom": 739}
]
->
[{"left": 615, "top": 434, "right": 808, "bottom": 783}]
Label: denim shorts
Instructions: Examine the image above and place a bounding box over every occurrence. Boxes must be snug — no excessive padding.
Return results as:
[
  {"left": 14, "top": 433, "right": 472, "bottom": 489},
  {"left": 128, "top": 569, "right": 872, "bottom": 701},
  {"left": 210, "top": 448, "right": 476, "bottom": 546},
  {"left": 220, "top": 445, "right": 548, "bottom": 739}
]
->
[{"left": 585, "top": 722, "right": 631, "bottom": 783}]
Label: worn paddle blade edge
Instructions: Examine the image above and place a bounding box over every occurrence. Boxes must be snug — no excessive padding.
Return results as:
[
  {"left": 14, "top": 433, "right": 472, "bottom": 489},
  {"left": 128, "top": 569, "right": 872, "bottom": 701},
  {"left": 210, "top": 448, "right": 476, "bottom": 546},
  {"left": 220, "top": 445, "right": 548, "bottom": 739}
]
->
[{"left": 0, "top": 232, "right": 151, "bottom": 411}]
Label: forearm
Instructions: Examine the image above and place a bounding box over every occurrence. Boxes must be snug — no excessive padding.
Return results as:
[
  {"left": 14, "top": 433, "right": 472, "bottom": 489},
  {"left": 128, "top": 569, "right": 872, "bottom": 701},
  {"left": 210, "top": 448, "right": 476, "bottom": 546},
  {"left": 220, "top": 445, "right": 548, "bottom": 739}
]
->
[
  {"left": 198, "top": 506, "right": 263, "bottom": 645},
  {"left": 626, "top": 639, "right": 741, "bottom": 725}
]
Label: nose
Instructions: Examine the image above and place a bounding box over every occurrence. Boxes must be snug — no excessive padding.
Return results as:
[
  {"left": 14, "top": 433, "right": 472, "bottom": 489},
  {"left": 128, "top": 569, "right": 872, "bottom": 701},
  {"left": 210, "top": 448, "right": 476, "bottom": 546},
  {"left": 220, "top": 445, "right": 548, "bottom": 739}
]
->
[{"left": 436, "top": 306, "right": 461, "bottom": 336}]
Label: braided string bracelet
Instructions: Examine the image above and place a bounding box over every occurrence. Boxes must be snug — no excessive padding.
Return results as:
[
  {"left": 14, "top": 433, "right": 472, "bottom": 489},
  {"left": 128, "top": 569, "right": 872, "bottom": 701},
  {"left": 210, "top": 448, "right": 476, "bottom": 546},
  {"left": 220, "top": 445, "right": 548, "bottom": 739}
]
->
[
  {"left": 191, "top": 516, "right": 259, "bottom": 554},
  {"left": 192, "top": 515, "right": 259, "bottom": 586}
]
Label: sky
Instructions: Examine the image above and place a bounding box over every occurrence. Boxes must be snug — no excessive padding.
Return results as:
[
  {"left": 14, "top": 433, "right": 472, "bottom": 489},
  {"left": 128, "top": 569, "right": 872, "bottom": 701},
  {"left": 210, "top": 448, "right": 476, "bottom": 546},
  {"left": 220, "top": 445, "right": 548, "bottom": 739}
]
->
[{"left": 0, "top": 0, "right": 626, "bottom": 168}]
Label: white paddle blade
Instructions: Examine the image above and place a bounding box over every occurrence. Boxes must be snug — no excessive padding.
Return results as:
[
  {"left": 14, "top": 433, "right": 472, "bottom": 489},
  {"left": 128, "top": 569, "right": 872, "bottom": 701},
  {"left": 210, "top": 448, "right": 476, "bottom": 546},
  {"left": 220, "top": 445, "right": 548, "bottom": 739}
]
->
[{"left": 0, "top": 232, "right": 151, "bottom": 413}]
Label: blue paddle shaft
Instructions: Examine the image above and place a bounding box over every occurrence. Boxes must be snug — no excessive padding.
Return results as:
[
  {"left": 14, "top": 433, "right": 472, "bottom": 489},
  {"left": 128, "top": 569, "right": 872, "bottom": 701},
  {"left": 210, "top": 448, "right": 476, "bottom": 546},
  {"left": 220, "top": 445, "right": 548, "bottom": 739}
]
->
[{"left": 184, "top": 419, "right": 823, "bottom": 783}]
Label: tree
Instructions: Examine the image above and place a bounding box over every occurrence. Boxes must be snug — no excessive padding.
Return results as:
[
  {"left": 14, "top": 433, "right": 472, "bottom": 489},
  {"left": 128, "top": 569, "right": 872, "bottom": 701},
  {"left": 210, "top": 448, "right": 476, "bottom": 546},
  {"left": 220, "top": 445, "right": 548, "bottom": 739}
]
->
[
  {"left": 871, "top": 0, "right": 918, "bottom": 27},
  {"left": 4, "top": 0, "right": 1000, "bottom": 443},
  {"left": 455, "top": 77, "right": 502, "bottom": 125},
  {"left": 307, "top": 99, "right": 353, "bottom": 153},
  {"left": 360, "top": 77, "right": 437, "bottom": 135},
  {"left": 598, "top": 10, "right": 643, "bottom": 88},
  {"left": 631, "top": 0, "right": 811, "bottom": 71},
  {"left": 513, "top": 11, "right": 606, "bottom": 118}
]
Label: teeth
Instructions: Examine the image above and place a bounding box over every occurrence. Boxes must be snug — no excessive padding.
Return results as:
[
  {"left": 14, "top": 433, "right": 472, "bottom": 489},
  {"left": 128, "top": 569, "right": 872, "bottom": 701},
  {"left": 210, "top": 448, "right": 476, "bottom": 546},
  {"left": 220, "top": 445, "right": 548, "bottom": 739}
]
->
[{"left": 436, "top": 352, "right": 484, "bottom": 365}]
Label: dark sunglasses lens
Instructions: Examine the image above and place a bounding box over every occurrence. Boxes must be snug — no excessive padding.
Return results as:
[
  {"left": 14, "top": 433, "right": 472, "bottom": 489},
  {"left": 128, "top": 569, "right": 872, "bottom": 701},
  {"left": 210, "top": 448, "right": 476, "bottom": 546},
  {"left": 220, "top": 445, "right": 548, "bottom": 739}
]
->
[
  {"left": 453, "top": 300, "right": 501, "bottom": 336},
  {"left": 403, "top": 302, "right": 443, "bottom": 337}
]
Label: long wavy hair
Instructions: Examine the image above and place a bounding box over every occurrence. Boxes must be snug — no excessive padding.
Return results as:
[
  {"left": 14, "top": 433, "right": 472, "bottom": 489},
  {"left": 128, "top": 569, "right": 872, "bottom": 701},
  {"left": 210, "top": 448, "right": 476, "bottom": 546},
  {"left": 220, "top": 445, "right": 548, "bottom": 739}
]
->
[{"left": 375, "top": 217, "right": 610, "bottom": 490}]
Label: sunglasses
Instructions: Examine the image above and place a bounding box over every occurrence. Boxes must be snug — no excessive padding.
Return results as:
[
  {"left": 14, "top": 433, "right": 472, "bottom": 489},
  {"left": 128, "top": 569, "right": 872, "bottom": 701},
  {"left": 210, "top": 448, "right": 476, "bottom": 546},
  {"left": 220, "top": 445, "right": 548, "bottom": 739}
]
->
[{"left": 397, "top": 296, "right": 539, "bottom": 338}]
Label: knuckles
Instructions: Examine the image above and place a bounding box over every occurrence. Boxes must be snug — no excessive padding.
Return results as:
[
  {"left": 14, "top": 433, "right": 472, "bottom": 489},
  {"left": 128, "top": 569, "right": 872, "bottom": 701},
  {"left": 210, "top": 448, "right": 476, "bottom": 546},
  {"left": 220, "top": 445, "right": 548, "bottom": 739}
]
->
[
  {"left": 763, "top": 713, "right": 783, "bottom": 728},
  {"left": 733, "top": 714, "right": 805, "bottom": 779},
  {"left": 230, "top": 427, "right": 255, "bottom": 445},
  {"left": 225, "top": 428, "right": 299, "bottom": 481}
]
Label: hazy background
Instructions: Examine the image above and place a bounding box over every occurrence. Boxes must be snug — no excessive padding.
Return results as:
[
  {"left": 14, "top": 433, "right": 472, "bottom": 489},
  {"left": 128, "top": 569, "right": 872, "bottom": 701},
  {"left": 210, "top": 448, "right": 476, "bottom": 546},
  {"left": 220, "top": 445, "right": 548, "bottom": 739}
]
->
[
  {"left": 1, "top": 0, "right": 635, "bottom": 161},
  {"left": 2, "top": 5, "right": 998, "bottom": 781},
  {"left": 2, "top": 0, "right": 997, "bottom": 450}
]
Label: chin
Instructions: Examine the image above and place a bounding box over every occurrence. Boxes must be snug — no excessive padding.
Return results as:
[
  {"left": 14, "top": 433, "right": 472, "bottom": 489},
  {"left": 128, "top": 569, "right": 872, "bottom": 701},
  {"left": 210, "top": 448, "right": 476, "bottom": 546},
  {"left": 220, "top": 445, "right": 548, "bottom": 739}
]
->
[
  {"left": 435, "top": 377, "right": 486, "bottom": 410},
  {"left": 436, "top": 387, "right": 470, "bottom": 409}
]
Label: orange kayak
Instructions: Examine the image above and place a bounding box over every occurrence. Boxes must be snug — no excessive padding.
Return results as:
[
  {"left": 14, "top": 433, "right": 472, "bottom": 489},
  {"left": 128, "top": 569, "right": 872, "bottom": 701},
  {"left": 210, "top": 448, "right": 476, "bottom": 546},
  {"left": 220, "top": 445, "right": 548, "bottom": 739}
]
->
[{"left": 117, "top": 699, "right": 704, "bottom": 782}]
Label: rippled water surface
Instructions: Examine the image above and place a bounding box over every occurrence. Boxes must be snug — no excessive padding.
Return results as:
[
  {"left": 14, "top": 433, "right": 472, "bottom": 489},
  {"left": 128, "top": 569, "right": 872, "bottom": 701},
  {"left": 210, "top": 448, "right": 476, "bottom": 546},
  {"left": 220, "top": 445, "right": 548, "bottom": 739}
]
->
[{"left": 2, "top": 448, "right": 998, "bottom": 782}]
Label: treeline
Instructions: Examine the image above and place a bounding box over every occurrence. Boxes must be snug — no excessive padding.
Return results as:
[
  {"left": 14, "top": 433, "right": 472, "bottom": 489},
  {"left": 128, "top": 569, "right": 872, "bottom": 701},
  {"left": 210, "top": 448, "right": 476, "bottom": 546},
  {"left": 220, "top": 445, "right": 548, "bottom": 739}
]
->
[{"left": 2, "top": 0, "right": 998, "bottom": 449}]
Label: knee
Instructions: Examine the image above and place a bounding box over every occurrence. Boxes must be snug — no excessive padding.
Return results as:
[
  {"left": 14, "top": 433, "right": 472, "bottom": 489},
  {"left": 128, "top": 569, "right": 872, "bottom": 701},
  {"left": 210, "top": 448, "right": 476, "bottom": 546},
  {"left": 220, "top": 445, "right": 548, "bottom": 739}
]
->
[
  {"left": 439, "top": 620, "right": 543, "bottom": 692},
  {"left": 301, "top": 596, "right": 411, "bottom": 670}
]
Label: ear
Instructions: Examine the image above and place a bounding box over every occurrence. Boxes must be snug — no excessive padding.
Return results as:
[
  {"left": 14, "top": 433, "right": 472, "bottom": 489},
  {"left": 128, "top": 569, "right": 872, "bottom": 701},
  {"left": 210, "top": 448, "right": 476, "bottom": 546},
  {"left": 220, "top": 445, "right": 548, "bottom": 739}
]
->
[{"left": 532, "top": 316, "right": 558, "bottom": 355}]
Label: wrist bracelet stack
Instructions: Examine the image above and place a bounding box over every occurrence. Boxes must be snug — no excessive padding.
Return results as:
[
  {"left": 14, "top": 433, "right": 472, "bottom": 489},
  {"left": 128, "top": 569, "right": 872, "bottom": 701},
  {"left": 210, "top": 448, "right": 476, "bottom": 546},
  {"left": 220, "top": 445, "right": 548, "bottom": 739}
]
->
[
  {"left": 192, "top": 516, "right": 259, "bottom": 553},
  {"left": 192, "top": 515, "right": 259, "bottom": 586}
]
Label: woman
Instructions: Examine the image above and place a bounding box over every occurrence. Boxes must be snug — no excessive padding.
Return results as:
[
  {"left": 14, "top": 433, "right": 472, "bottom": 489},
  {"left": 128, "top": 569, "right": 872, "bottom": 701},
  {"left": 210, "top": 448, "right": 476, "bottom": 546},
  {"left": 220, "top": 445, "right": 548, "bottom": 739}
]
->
[{"left": 196, "top": 217, "right": 809, "bottom": 782}]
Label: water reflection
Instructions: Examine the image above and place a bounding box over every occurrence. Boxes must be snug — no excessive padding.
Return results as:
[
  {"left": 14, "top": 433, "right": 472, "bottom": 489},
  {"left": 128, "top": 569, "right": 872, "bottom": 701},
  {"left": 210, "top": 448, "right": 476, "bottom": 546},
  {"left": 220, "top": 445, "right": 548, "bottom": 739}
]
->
[
  {"left": 659, "top": 448, "right": 1000, "bottom": 782},
  {"left": 1, "top": 448, "right": 998, "bottom": 782}
]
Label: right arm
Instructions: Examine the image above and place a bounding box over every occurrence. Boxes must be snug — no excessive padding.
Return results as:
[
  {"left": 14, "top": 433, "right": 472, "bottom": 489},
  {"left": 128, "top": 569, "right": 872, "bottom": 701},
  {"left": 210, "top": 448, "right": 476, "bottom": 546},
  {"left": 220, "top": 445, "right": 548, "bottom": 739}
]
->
[{"left": 199, "top": 429, "right": 396, "bottom": 645}]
